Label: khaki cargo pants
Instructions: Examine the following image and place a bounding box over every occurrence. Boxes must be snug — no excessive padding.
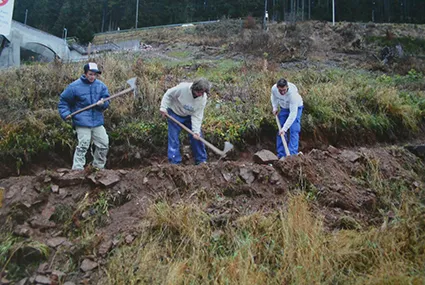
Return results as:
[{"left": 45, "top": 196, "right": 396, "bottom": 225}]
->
[{"left": 72, "top": 126, "right": 109, "bottom": 170}]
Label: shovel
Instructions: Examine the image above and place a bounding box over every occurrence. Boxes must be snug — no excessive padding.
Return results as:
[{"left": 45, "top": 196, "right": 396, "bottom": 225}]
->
[
  {"left": 67, "top": 77, "right": 137, "bottom": 119},
  {"left": 275, "top": 115, "right": 290, "bottom": 157},
  {"left": 164, "top": 112, "right": 233, "bottom": 158}
]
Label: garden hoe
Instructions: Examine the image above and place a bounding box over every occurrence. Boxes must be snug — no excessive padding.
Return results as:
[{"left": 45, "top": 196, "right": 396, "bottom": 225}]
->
[
  {"left": 275, "top": 115, "right": 290, "bottom": 158},
  {"left": 164, "top": 112, "right": 233, "bottom": 159},
  {"left": 67, "top": 77, "right": 137, "bottom": 119}
]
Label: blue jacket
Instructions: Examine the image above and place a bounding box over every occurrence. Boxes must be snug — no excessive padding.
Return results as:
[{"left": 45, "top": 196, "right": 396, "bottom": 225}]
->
[{"left": 58, "top": 75, "right": 110, "bottom": 128}]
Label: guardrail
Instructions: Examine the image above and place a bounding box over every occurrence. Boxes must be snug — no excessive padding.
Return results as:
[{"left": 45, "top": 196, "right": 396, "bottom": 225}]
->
[{"left": 94, "top": 20, "right": 219, "bottom": 36}]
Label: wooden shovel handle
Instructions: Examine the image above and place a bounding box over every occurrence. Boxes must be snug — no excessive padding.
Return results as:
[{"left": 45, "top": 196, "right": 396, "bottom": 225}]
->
[
  {"left": 68, "top": 87, "right": 134, "bottom": 118},
  {"left": 164, "top": 112, "right": 224, "bottom": 156},
  {"left": 275, "top": 115, "right": 290, "bottom": 157}
]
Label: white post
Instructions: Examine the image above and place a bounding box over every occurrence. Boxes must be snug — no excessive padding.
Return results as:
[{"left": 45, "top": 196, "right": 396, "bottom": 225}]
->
[
  {"left": 332, "top": 0, "right": 335, "bottom": 26},
  {"left": 63, "top": 28, "right": 67, "bottom": 44}
]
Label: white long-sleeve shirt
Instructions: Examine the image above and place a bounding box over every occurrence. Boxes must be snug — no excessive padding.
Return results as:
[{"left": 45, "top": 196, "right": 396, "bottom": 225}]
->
[
  {"left": 160, "top": 82, "right": 207, "bottom": 134},
  {"left": 271, "top": 82, "right": 303, "bottom": 132}
]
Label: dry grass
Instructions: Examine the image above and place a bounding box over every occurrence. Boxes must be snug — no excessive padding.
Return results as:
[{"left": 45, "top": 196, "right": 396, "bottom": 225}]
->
[{"left": 103, "top": 194, "right": 425, "bottom": 284}]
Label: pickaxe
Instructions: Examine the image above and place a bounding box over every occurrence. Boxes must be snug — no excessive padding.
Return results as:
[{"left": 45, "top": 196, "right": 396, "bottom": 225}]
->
[
  {"left": 164, "top": 112, "right": 233, "bottom": 158},
  {"left": 67, "top": 77, "right": 137, "bottom": 119}
]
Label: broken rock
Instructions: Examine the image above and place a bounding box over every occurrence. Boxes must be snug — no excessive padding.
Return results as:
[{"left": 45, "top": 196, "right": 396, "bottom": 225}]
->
[
  {"left": 340, "top": 150, "right": 361, "bottom": 163},
  {"left": 41, "top": 205, "right": 56, "bottom": 220},
  {"left": 13, "top": 225, "right": 33, "bottom": 237},
  {"left": 98, "top": 239, "right": 113, "bottom": 256},
  {"left": 46, "top": 237, "right": 68, "bottom": 248},
  {"left": 16, "top": 278, "right": 28, "bottom": 285},
  {"left": 98, "top": 171, "right": 121, "bottom": 187},
  {"left": 30, "top": 218, "right": 56, "bottom": 230},
  {"left": 125, "top": 234, "right": 135, "bottom": 244},
  {"left": 37, "top": 262, "right": 49, "bottom": 274},
  {"left": 51, "top": 184, "right": 59, "bottom": 193},
  {"left": 80, "top": 259, "right": 98, "bottom": 272},
  {"left": 253, "top": 150, "right": 278, "bottom": 164},
  {"left": 327, "top": 145, "right": 341, "bottom": 155},
  {"left": 54, "top": 171, "right": 86, "bottom": 187},
  {"left": 35, "top": 275, "right": 51, "bottom": 285},
  {"left": 239, "top": 168, "right": 255, "bottom": 184}
]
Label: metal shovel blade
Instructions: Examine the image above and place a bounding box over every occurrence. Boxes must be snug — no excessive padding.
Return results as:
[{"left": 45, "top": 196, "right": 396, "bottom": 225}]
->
[{"left": 223, "top": 141, "right": 234, "bottom": 155}]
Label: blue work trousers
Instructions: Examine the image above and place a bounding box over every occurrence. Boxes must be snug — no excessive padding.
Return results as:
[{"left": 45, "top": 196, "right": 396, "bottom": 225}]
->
[
  {"left": 276, "top": 106, "right": 303, "bottom": 158},
  {"left": 167, "top": 109, "right": 207, "bottom": 164}
]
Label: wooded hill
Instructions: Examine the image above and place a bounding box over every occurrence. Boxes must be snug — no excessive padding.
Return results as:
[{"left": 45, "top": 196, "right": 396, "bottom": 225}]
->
[{"left": 12, "top": 0, "right": 425, "bottom": 43}]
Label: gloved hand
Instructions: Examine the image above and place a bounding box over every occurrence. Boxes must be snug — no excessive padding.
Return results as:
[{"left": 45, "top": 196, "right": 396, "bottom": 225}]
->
[{"left": 96, "top": 98, "right": 105, "bottom": 106}]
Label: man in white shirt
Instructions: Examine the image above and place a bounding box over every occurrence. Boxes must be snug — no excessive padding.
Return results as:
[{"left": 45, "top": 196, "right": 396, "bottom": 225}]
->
[
  {"left": 160, "top": 78, "right": 210, "bottom": 164},
  {"left": 271, "top": 78, "right": 304, "bottom": 158}
]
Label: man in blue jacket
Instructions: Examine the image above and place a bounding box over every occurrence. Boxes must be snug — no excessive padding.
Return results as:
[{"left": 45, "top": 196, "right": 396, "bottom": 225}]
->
[{"left": 58, "top": 62, "right": 110, "bottom": 170}]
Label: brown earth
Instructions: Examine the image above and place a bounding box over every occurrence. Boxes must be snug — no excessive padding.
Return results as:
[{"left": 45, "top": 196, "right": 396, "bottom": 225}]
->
[{"left": 1, "top": 145, "right": 424, "bottom": 284}]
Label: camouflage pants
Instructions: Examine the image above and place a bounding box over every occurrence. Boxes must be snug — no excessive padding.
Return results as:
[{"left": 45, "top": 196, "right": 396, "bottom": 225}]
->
[{"left": 72, "top": 126, "right": 109, "bottom": 170}]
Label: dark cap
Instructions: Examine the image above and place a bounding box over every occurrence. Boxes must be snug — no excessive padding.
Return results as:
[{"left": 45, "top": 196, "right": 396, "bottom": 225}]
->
[{"left": 83, "top": 62, "right": 102, "bottom": 74}]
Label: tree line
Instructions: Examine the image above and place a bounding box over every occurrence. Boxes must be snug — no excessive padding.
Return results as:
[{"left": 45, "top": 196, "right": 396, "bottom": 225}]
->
[{"left": 11, "top": 0, "right": 425, "bottom": 43}]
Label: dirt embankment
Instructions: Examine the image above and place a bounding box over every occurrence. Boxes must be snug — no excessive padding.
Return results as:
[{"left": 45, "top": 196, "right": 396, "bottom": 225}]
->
[{"left": 1, "top": 145, "right": 424, "bottom": 284}]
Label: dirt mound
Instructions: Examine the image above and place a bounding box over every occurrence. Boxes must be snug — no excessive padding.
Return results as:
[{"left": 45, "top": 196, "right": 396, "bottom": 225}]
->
[{"left": 1, "top": 145, "right": 423, "bottom": 284}]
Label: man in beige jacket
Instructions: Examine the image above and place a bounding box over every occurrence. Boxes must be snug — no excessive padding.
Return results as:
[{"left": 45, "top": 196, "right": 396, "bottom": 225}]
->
[{"left": 160, "top": 78, "right": 210, "bottom": 164}]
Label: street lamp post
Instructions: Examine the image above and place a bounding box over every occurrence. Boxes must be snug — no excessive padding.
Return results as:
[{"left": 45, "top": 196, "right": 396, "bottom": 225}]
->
[
  {"left": 263, "top": 0, "right": 267, "bottom": 30},
  {"left": 135, "top": 0, "right": 139, "bottom": 29},
  {"left": 24, "top": 9, "right": 28, "bottom": 25}
]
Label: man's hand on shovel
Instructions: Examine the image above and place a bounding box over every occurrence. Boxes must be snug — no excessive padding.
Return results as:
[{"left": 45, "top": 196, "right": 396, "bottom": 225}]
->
[{"left": 96, "top": 98, "right": 105, "bottom": 106}]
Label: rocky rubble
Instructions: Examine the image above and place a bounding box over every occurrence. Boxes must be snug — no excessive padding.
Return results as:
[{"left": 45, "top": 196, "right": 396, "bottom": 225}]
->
[{"left": 0, "top": 145, "right": 424, "bottom": 284}]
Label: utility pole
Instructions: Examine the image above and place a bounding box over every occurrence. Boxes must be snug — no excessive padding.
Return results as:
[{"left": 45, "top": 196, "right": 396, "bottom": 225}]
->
[
  {"left": 332, "top": 0, "right": 335, "bottom": 26},
  {"left": 308, "top": 0, "right": 311, "bottom": 19},
  {"left": 24, "top": 9, "right": 28, "bottom": 25},
  {"left": 302, "top": 0, "right": 304, "bottom": 21},
  {"left": 135, "top": 0, "right": 139, "bottom": 29}
]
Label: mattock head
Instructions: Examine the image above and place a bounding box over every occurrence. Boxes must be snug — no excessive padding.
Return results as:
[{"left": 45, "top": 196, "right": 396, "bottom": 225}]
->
[{"left": 126, "top": 77, "right": 137, "bottom": 97}]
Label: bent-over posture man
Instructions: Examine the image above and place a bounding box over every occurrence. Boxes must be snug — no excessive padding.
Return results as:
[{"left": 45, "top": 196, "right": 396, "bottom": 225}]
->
[
  {"left": 271, "top": 78, "right": 304, "bottom": 158},
  {"left": 160, "top": 78, "right": 210, "bottom": 165},
  {"left": 58, "top": 62, "right": 110, "bottom": 170}
]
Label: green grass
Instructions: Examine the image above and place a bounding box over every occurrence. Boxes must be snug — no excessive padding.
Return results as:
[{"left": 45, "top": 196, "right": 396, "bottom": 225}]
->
[{"left": 0, "top": 54, "right": 424, "bottom": 171}]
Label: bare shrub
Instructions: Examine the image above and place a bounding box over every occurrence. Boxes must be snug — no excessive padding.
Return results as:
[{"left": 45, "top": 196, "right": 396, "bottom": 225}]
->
[{"left": 243, "top": 15, "right": 256, "bottom": 29}]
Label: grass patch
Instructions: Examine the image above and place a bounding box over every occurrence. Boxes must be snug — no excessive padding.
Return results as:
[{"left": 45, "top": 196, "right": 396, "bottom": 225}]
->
[
  {"left": 0, "top": 233, "right": 50, "bottom": 281},
  {"left": 166, "top": 50, "right": 191, "bottom": 59},
  {"left": 366, "top": 36, "right": 425, "bottom": 55}
]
